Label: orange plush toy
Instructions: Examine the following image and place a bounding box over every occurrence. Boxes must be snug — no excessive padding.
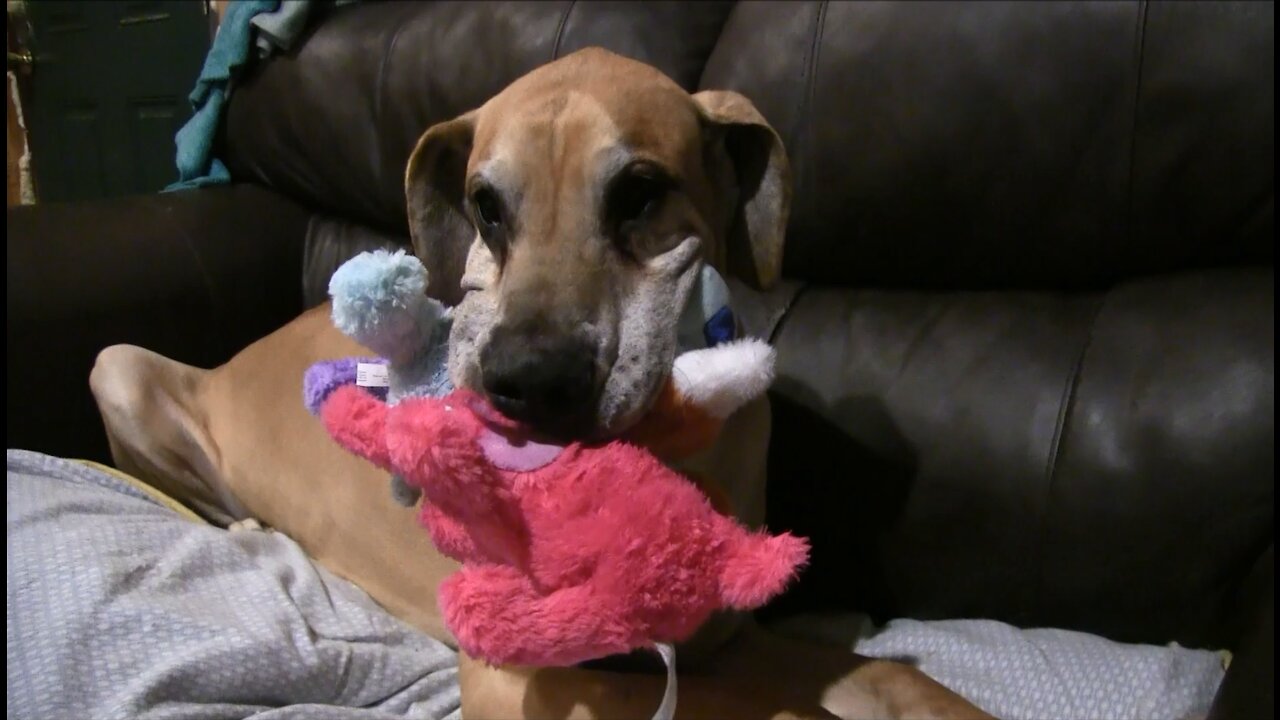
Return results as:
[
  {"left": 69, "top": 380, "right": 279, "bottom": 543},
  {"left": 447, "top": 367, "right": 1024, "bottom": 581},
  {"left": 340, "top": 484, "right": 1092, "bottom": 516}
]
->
[{"left": 622, "top": 339, "right": 775, "bottom": 513}]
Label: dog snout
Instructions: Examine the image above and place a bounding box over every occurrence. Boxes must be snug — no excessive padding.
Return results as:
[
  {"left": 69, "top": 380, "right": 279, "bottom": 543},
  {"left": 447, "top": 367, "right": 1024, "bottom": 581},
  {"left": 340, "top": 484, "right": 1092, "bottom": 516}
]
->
[{"left": 479, "top": 325, "right": 598, "bottom": 433}]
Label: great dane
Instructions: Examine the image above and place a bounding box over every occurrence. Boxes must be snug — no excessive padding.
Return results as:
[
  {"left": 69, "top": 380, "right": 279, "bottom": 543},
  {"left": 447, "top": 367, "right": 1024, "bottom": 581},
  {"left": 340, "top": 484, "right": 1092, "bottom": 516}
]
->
[{"left": 91, "top": 47, "right": 991, "bottom": 720}]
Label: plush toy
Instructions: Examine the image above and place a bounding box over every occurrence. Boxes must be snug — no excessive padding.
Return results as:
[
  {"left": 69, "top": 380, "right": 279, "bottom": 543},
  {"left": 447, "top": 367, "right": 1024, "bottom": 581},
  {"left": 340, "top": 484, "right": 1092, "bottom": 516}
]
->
[
  {"left": 307, "top": 247, "right": 742, "bottom": 508},
  {"left": 308, "top": 249, "right": 454, "bottom": 507},
  {"left": 307, "top": 259, "right": 805, "bottom": 718},
  {"left": 315, "top": 337, "right": 809, "bottom": 669}
]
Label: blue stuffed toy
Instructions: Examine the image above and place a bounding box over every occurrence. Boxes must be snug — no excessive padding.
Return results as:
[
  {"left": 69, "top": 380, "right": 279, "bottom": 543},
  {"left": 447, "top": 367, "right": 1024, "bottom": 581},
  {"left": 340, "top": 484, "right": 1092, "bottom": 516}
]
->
[
  {"left": 304, "top": 248, "right": 740, "bottom": 508},
  {"left": 304, "top": 249, "right": 453, "bottom": 506}
]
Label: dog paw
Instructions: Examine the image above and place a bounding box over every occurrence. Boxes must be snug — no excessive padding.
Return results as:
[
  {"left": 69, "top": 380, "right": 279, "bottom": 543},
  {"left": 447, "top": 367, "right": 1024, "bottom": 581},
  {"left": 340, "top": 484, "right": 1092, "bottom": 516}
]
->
[{"left": 228, "top": 518, "right": 266, "bottom": 533}]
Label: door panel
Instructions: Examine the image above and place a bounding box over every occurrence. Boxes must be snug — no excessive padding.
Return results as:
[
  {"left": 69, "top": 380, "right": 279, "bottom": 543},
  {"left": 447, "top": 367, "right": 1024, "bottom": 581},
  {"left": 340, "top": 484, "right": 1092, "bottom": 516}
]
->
[
  {"left": 22, "top": 0, "right": 209, "bottom": 202},
  {"left": 56, "top": 103, "right": 106, "bottom": 200},
  {"left": 128, "top": 97, "right": 182, "bottom": 191}
]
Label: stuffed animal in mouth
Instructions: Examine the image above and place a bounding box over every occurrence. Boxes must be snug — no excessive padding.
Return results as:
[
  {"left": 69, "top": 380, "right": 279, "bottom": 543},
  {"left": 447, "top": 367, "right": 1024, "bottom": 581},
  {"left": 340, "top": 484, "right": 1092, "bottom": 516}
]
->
[
  {"left": 314, "top": 336, "right": 809, "bottom": 669},
  {"left": 305, "top": 246, "right": 743, "bottom": 508}
]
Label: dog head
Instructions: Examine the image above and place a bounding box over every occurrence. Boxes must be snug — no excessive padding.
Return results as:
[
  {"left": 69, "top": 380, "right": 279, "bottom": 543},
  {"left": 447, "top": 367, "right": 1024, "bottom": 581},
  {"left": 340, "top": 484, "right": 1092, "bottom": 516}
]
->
[{"left": 405, "top": 47, "right": 790, "bottom": 439}]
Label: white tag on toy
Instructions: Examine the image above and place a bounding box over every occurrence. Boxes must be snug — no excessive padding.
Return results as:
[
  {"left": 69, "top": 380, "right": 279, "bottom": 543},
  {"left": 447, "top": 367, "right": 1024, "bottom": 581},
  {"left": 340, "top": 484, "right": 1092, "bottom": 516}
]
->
[
  {"left": 356, "top": 363, "right": 390, "bottom": 388},
  {"left": 651, "top": 642, "right": 677, "bottom": 720}
]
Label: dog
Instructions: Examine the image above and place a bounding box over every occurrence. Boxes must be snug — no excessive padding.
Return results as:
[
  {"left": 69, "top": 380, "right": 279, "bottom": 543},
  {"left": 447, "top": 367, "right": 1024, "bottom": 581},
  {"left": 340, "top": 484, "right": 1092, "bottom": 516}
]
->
[{"left": 90, "top": 48, "right": 992, "bottom": 719}]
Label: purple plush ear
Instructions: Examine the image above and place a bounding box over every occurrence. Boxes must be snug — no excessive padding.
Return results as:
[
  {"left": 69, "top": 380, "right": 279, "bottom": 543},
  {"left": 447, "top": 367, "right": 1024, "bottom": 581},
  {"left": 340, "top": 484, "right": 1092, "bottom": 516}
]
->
[{"left": 303, "top": 357, "right": 387, "bottom": 415}]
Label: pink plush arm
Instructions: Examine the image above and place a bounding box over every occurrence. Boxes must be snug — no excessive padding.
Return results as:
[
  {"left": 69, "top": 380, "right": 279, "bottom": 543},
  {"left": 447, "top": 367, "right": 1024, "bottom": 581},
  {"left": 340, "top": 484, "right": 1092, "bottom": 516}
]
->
[
  {"left": 397, "top": 394, "right": 530, "bottom": 568},
  {"left": 319, "top": 384, "right": 392, "bottom": 471}
]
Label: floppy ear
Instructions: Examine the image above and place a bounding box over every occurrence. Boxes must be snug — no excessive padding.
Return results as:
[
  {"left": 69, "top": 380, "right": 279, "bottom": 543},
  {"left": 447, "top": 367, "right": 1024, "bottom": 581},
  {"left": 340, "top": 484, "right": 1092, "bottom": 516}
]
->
[
  {"left": 692, "top": 90, "right": 791, "bottom": 290},
  {"left": 404, "top": 111, "right": 478, "bottom": 307}
]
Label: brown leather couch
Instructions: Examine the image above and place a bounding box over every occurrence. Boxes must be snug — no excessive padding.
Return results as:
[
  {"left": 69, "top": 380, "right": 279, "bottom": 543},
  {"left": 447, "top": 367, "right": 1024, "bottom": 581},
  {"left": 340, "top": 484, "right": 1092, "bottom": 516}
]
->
[{"left": 7, "top": 3, "right": 1272, "bottom": 718}]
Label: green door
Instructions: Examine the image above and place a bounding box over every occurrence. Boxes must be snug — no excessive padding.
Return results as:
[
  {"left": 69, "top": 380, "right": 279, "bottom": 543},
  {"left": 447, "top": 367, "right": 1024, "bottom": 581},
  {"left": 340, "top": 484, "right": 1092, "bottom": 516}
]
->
[{"left": 18, "top": 0, "right": 210, "bottom": 202}]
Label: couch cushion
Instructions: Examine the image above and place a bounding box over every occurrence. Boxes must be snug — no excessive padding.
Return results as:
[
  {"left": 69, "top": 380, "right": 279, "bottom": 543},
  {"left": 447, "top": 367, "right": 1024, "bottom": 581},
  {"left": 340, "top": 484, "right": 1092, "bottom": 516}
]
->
[
  {"left": 764, "top": 267, "right": 1273, "bottom": 648},
  {"left": 5, "top": 185, "right": 312, "bottom": 464}
]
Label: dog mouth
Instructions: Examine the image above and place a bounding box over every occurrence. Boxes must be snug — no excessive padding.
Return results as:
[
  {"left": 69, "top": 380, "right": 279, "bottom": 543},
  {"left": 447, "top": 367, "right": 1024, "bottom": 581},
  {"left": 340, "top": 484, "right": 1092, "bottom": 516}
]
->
[
  {"left": 465, "top": 391, "right": 541, "bottom": 439},
  {"left": 454, "top": 390, "right": 569, "bottom": 472},
  {"left": 471, "top": 389, "right": 597, "bottom": 444}
]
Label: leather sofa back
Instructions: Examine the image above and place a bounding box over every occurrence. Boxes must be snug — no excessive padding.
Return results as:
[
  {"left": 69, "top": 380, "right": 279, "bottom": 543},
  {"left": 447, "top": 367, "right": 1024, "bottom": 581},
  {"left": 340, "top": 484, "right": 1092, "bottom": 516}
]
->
[
  {"left": 227, "top": 1, "right": 1272, "bottom": 289},
  {"left": 764, "top": 266, "right": 1273, "bottom": 649},
  {"left": 704, "top": 1, "right": 1273, "bottom": 289},
  {"left": 224, "top": 1, "right": 735, "bottom": 237}
]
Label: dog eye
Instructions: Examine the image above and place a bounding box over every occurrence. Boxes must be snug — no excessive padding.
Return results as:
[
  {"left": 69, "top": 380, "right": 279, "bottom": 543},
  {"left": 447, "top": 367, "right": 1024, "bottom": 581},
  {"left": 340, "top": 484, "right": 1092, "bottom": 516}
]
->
[
  {"left": 472, "top": 188, "right": 503, "bottom": 228},
  {"left": 610, "top": 172, "right": 668, "bottom": 227}
]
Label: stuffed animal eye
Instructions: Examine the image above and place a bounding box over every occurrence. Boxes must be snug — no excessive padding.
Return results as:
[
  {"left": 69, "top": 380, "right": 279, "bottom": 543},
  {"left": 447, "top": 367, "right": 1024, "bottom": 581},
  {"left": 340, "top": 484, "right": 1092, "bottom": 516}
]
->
[{"left": 472, "top": 187, "right": 503, "bottom": 228}]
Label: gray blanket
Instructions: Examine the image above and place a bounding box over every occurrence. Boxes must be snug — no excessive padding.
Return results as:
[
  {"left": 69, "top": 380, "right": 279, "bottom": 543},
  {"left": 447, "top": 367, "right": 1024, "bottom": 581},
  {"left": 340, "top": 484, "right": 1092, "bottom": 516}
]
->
[
  {"left": 7, "top": 448, "right": 1228, "bottom": 719},
  {"left": 6, "top": 450, "right": 460, "bottom": 720}
]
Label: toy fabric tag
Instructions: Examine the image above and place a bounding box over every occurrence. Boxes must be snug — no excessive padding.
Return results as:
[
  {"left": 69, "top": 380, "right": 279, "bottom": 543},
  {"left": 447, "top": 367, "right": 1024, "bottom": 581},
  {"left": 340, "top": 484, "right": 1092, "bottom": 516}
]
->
[{"left": 356, "top": 363, "right": 390, "bottom": 388}]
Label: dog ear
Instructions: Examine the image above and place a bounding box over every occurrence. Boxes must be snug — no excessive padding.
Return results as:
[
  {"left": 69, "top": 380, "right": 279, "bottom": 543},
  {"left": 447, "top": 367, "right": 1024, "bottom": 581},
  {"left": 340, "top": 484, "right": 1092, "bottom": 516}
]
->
[
  {"left": 405, "top": 111, "right": 478, "bottom": 307},
  {"left": 692, "top": 90, "right": 791, "bottom": 290}
]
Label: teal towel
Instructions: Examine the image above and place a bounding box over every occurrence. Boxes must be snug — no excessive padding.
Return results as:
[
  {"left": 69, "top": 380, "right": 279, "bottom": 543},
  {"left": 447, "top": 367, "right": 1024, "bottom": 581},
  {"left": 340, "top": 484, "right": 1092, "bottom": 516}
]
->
[{"left": 165, "top": 0, "right": 279, "bottom": 192}]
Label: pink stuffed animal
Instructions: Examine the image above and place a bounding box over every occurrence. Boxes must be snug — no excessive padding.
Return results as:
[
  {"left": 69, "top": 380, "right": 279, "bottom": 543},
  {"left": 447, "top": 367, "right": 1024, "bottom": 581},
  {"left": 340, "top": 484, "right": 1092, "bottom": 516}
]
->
[{"left": 318, "top": 339, "right": 809, "bottom": 667}]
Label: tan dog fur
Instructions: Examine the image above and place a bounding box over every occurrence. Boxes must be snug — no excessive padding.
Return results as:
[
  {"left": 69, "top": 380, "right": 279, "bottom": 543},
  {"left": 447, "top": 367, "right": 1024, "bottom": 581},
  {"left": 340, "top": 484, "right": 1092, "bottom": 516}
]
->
[{"left": 89, "top": 48, "right": 993, "bottom": 720}]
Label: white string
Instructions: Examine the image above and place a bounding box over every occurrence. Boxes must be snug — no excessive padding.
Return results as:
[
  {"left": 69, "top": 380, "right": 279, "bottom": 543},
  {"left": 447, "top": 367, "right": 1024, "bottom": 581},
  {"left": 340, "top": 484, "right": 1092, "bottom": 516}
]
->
[{"left": 652, "top": 642, "right": 678, "bottom": 720}]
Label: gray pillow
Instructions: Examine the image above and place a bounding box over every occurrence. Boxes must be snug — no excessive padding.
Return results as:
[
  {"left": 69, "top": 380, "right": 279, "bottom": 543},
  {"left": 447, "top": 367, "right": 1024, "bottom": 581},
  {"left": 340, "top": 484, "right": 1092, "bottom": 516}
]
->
[{"left": 771, "top": 612, "right": 1226, "bottom": 720}]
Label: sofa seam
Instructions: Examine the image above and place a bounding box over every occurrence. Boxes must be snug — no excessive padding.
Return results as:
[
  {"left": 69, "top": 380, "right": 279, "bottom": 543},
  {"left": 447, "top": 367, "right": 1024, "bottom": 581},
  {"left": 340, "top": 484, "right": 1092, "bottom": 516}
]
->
[
  {"left": 801, "top": 0, "right": 829, "bottom": 229},
  {"left": 1033, "top": 291, "right": 1110, "bottom": 617},
  {"left": 766, "top": 283, "right": 812, "bottom": 346},
  {"left": 695, "top": 3, "right": 739, "bottom": 91},
  {"left": 375, "top": 7, "right": 408, "bottom": 221},
  {"left": 1125, "top": 0, "right": 1150, "bottom": 259},
  {"left": 551, "top": 0, "right": 577, "bottom": 61},
  {"left": 375, "top": 11, "right": 407, "bottom": 148},
  {"left": 300, "top": 214, "right": 320, "bottom": 306},
  {"left": 167, "top": 206, "right": 228, "bottom": 352}
]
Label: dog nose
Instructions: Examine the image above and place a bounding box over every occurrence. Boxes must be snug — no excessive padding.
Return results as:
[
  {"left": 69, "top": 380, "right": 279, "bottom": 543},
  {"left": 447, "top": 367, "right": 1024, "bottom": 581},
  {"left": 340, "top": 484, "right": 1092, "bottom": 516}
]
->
[{"left": 479, "top": 325, "right": 598, "bottom": 432}]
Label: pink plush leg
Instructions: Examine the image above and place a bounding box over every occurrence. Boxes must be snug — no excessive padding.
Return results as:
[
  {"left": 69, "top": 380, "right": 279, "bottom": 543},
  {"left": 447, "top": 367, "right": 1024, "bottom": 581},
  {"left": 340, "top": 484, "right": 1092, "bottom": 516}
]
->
[
  {"left": 440, "top": 566, "right": 635, "bottom": 667},
  {"left": 716, "top": 522, "right": 810, "bottom": 611}
]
